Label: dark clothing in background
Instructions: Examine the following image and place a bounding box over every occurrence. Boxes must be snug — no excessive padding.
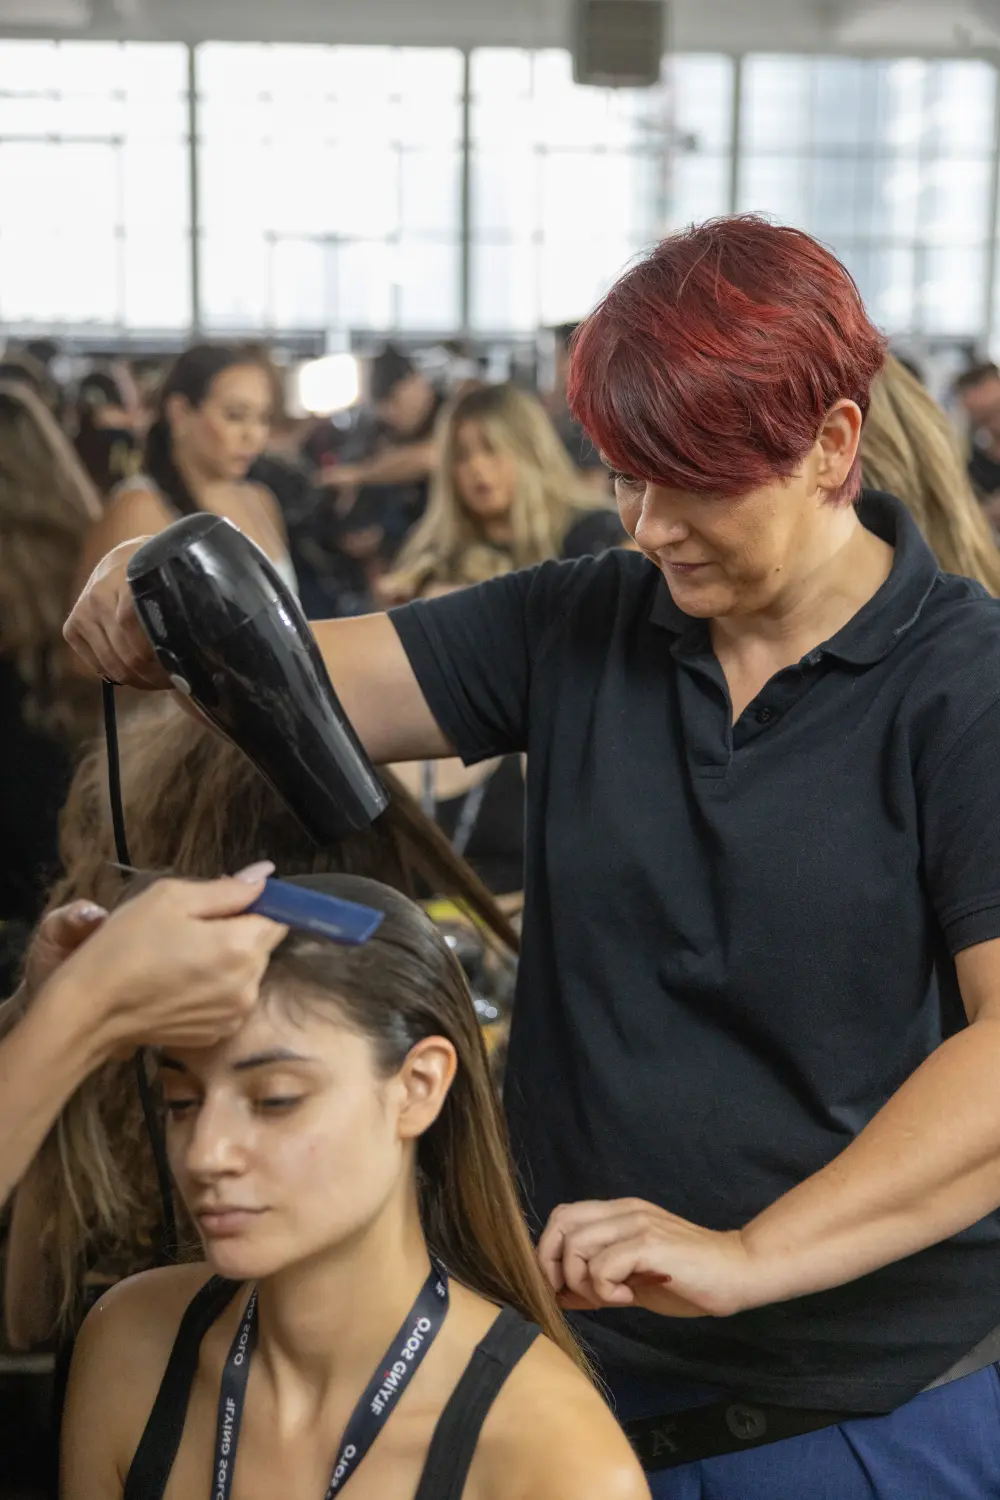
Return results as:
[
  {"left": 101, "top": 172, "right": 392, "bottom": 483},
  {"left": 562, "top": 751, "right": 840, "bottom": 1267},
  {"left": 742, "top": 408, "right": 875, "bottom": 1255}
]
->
[
  {"left": 968, "top": 445, "right": 1000, "bottom": 499},
  {"left": 389, "top": 492, "right": 1000, "bottom": 1412},
  {"left": 0, "top": 660, "right": 73, "bottom": 994}
]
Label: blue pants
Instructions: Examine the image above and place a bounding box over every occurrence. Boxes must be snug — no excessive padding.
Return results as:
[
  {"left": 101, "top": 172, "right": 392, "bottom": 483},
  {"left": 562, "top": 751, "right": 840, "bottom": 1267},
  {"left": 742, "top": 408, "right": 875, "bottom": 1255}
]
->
[{"left": 608, "top": 1365, "right": 1000, "bottom": 1499}]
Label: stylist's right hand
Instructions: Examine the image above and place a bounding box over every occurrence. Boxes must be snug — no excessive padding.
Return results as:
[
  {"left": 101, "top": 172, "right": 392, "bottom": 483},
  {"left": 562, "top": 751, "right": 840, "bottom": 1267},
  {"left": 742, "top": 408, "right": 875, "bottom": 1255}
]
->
[
  {"left": 63, "top": 537, "right": 169, "bottom": 688},
  {"left": 39, "top": 868, "right": 287, "bottom": 1058}
]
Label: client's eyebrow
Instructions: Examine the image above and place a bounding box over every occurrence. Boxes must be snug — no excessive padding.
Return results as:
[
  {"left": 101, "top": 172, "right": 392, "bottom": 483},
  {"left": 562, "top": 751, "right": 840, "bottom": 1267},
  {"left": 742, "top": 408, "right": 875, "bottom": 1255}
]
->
[
  {"left": 158, "top": 1048, "right": 319, "bottom": 1075},
  {"left": 230, "top": 1049, "right": 319, "bottom": 1073}
]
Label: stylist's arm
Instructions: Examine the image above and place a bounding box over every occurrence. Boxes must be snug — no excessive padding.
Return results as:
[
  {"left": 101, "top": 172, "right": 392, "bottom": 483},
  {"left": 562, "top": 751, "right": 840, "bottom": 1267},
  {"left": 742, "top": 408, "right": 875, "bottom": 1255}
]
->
[
  {"left": 0, "top": 869, "right": 286, "bottom": 1211},
  {"left": 538, "top": 935, "right": 1000, "bottom": 1318}
]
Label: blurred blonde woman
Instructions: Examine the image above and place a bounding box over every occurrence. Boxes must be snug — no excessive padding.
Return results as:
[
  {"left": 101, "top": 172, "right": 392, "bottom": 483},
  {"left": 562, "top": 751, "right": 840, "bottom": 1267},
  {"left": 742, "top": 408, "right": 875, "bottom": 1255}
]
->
[
  {"left": 862, "top": 354, "right": 1000, "bottom": 594},
  {"left": 383, "top": 385, "right": 625, "bottom": 905},
  {"left": 0, "top": 380, "right": 101, "bottom": 993},
  {"left": 383, "top": 382, "right": 623, "bottom": 603}
]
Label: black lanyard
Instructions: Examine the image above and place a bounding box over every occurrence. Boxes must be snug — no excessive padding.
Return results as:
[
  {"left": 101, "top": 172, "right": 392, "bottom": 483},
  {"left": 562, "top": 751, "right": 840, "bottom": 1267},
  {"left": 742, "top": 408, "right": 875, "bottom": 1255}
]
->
[{"left": 212, "top": 1262, "right": 449, "bottom": 1500}]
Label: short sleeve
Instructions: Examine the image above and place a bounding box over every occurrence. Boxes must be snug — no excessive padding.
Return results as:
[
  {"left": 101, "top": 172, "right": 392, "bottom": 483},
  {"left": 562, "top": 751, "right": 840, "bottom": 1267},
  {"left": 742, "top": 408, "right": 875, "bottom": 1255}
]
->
[
  {"left": 922, "top": 695, "right": 1000, "bottom": 954},
  {"left": 388, "top": 558, "right": 597, "bottom": 764}
]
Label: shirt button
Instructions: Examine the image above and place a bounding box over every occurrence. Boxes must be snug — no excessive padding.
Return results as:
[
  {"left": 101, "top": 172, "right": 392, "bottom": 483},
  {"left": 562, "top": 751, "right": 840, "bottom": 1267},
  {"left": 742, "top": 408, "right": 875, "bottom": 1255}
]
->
[{"left": 756, "top": 705, "right": 775, "bottom": 724}]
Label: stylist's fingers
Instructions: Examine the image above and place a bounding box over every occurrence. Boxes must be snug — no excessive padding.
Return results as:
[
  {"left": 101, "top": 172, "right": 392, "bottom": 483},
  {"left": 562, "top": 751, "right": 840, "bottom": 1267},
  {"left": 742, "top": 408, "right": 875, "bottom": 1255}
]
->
[
  {"left": 169, "top": 865, "right": 276, "bottom": 919},
  {"left": 537, "top": 1200, "right": 615, "bottom": 1292},
  {"left": 23, "top": 901, "right": 108, "bottom": 994},
  {"left": 558, "top": 1210, "right": 651, "bottom": 1301}
]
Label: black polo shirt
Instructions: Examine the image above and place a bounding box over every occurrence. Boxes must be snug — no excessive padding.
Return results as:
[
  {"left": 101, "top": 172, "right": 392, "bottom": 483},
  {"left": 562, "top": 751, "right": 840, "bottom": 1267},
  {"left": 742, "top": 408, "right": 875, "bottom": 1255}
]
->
[{"left": 390, "top": 492, "right": 1000, "bottom": 1412}]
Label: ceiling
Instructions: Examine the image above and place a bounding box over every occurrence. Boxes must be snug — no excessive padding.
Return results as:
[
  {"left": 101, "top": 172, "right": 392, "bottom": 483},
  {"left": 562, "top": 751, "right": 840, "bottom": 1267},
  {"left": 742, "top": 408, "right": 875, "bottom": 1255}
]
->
[{"left": 4, "top": 0, "right": 1000, "bottom": 55}]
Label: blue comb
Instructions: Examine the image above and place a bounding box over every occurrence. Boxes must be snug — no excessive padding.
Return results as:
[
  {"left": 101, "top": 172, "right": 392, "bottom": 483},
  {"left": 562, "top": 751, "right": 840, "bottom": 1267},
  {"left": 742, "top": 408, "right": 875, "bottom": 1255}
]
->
[{"left": 248, "top": 877, "right": 384, "bottom": 945}]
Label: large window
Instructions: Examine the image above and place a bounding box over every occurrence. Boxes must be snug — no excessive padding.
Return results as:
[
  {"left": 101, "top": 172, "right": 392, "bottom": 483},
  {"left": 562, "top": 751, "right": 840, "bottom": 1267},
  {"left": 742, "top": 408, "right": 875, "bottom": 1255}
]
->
[
  {"left": 0, "top": 40, "right": 190, "bottom": 330},
  {"left": 735, "top": 57, "right": 997, "bottom": 338},
  {"left": 1, "top": 41, "right": 1000, "bottom": 344},
  {"left": 197, "top": 43, "right": 463, "bottom": 334},
  {"left": 469, "top": 48, "right": 671, "bottom": 331}
]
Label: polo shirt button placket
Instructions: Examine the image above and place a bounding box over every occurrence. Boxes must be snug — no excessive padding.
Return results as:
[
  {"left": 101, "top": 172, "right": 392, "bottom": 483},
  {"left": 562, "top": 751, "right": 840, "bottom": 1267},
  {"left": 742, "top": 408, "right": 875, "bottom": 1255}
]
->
[{"left": 755, "top": 705, "right": 776, "bottom": 726}]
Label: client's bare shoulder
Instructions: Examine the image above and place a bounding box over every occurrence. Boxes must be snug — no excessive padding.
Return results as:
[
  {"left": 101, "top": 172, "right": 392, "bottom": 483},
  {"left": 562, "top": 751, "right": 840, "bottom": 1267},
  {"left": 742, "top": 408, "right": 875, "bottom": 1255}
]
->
[
  {"left": 472, "top": 1331, "right": 651, "bottom": 1500},
  {"left": 61, "top": 1263, "right": 214, "bottom": 1500}
]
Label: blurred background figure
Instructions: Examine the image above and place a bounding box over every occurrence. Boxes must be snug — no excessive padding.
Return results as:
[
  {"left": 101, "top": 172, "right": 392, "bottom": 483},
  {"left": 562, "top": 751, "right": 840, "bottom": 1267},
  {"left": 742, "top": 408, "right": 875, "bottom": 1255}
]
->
[
  {"left": 543, "top": 323, "right": 613, "bottom": 491},
  {"left": 71, "top": 369, "right": 140, "bottom": 499},
  {"left": 383, "top": 382, "right": 623, "bottom": 602},
  {"left": 0, "top": 383, "right": 101, "bottom": 997},
  {"left": 952, "top": 362, "right": 1000, "bottom": 526},
  {"left": 864, "top": 355, "right": 1000, "bottom": 592},
  {"left": 74, "top": 342, "right": 295, "bottom": 597}
]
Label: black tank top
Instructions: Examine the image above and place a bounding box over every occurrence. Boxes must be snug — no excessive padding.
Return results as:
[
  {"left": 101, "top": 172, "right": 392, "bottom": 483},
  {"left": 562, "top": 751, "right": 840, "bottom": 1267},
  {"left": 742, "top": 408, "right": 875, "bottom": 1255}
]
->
[{"left": 123, "top": 1276, "right": 540, "bottom": 1500}]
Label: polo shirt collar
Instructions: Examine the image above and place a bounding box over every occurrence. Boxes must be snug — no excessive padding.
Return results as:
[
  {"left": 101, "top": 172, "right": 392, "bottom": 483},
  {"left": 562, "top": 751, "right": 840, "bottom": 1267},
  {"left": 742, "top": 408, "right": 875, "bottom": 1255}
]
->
[{"left": 648, "top": 490, "right": 941, "bottom": 667}]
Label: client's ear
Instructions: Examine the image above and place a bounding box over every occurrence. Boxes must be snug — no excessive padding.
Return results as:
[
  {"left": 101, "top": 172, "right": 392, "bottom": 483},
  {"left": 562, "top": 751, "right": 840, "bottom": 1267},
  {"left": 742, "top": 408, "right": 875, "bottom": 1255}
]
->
[{"left": 395, "top": 1037, "right": 457, "bottom": 1140}]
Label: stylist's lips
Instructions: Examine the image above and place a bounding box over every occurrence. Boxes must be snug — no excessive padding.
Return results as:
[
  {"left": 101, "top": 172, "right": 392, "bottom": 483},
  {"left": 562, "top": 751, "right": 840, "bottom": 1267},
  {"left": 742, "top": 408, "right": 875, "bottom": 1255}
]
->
[
  {"left": 195, "top": 1205, "right": 267, "bottom": 1237},
  {"left": 664, "top": 560, "right": 709, "bottom": 576}
]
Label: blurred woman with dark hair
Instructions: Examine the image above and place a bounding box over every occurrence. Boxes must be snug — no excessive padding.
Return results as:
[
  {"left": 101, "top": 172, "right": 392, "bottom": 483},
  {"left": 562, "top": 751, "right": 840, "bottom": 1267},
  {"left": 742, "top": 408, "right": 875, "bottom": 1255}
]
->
[
  {"left": 74, "top": 342, "right": 295, "bottom": 598},
  {"left": 70, "top": 215, "right": 1000, "bottom": 1497}
]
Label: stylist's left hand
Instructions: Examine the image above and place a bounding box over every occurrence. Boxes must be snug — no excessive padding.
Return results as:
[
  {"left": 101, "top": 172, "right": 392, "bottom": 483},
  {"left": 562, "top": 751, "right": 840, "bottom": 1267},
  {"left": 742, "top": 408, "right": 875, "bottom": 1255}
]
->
[{"left": 538, "top": 1198, "right": 760, "bottom": 1319}]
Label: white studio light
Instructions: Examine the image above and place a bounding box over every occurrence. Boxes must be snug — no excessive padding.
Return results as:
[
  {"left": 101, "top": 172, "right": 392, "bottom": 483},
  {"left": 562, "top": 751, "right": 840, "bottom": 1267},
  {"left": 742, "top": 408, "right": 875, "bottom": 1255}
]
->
[{"left": 296, "top": 355, "right": 361, "bottom": 416}]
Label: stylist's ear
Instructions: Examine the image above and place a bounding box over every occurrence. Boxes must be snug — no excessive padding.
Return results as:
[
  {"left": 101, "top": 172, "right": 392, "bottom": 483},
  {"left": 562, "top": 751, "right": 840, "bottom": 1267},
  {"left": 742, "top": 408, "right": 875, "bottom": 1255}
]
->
[
  {"left": 395, "top": 1037, "right": 458, "bottom": 1139},
  {"left": 815, "top": 399, "right": 863, "bottom": 494}
]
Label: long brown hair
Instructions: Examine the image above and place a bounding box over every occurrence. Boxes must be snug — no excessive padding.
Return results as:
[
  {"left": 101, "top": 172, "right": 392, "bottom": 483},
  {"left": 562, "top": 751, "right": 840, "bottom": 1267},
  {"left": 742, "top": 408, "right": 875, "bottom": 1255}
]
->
[
  {"left": 862, "top": 355, "right": 1000, "bottom": 594},
  {"left": 266, "top": 874, "right": 586, "bottom": 1372},
  {"left": 31, "top": 700, "right": 516, "bottom": 1331},
  {"left": 0, "top": 380, "right": 102, "bottom": 737},
  {"left": 385, "top": 383, "right": 598, "bottom": 600}
]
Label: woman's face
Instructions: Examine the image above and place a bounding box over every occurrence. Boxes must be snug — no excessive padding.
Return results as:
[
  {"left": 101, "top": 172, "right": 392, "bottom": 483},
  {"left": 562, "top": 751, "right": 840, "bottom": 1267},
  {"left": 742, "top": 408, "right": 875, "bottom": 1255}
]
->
[
  {"left": 170, "top": 364, "right": 272, "bottom": 482},
  {"left": 451, "top": 419, "right": 517, "bottom": 524},
  {"left": 159, "top": 998, "right": 448, "bottom": 1282},
  {"left": 611, "top": 406, "right": 862, "bottom": 619}
]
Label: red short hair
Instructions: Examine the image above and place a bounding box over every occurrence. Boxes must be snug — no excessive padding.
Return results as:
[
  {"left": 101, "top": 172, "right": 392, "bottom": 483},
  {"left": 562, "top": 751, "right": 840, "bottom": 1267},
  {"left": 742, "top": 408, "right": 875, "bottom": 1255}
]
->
[{"left": 567, "top": 216, "right": 887, "bottom": 503}]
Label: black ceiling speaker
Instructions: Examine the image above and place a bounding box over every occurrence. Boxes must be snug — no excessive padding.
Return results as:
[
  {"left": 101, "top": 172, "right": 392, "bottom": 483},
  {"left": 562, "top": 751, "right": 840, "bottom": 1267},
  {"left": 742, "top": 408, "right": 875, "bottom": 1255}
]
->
[{"left": 572, "top": 0, "right": 666, "bottom": 87}]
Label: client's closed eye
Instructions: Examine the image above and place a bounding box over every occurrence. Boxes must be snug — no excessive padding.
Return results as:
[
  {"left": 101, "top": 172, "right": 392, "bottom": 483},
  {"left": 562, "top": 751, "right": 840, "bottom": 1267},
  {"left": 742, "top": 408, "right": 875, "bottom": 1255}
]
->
[
  {"left": 164, "top": 1097, "right": 199, "bottom": 1118},
  {"left": 254, "top": 1096, "right": 305, "bottom": 1115}
]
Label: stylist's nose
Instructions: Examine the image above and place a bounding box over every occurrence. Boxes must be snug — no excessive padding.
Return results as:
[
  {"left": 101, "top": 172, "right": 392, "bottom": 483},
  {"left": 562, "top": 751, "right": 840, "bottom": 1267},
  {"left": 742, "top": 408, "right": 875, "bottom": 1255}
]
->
[
  {"left": 631, "top": 484, "right": 690, "bottom": 556},
  {"left": 183, "top": 1095, "right": 245, "bottom": 1183}
]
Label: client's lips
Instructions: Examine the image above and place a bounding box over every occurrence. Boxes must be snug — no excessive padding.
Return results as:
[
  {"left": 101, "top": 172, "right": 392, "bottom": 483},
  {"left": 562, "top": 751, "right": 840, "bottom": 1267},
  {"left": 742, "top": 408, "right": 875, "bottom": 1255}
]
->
[{"left": 195, "top": 1205, "right": 267, "bottom": 1236}]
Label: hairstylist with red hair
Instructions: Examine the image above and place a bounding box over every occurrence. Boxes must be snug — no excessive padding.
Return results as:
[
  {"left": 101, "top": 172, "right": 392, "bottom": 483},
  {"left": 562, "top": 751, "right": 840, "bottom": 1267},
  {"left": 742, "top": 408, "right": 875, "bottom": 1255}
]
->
[{"left": 68, "top": 217, "right": 1000, "bottom": 1498}]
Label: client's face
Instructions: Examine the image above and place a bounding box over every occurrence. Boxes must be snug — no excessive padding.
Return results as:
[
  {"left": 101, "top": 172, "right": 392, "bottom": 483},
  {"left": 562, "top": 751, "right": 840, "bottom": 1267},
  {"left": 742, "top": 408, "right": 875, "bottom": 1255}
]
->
[{"left": 159, "top": 1000, "right": 411, "bottom": 1281}]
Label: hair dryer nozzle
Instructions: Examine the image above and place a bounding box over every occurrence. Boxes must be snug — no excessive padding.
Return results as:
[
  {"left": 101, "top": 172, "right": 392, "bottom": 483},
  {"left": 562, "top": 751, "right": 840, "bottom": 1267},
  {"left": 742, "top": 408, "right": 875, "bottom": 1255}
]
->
[{"left": 126, "top": 515, "right": 389, "bottom": 844}]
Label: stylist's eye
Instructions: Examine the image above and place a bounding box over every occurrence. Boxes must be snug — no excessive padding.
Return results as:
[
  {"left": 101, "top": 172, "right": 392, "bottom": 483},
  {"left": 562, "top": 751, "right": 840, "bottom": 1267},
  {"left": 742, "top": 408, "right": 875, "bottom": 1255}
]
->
[{"left": 608, "top": 469, "right": 642, "bottom": 490}]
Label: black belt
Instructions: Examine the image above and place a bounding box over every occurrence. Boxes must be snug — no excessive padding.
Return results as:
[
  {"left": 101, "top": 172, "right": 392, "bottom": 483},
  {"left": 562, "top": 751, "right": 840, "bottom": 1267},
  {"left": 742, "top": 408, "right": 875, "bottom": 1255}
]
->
[{"left": 624, "top": 1322, "right": 1000, "bottom": 1472}]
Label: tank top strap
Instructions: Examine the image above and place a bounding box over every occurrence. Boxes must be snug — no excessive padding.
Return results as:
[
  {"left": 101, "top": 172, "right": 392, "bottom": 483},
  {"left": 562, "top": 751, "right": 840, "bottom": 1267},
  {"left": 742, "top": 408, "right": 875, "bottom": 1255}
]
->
[
  {"left": 123, "top": 1276, "right": 242, "bottom": 1500},
  {"left": 413, "top": 1306, "right": 541, "bottom": 1500}
]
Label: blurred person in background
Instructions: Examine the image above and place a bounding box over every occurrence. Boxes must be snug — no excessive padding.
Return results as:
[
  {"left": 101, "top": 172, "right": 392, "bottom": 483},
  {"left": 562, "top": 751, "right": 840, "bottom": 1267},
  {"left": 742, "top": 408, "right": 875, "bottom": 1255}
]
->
[
  {"left": 72, "top": 369, "right": 140, "bottom": 499},
  {"left": 545, "top": 323, "right": 614, "bottom": 492},
  {"left": 382, "top": 384, "right": 627, "bottom": 905},
  {"left": 953, "top": 361, "right": 1000, "bottom": 523},
  {"left": 75, "top": 342, "right": 296, "bottom": 598},
  {"left": 863, "top": 355, "right": 1000, "bottom": 593},
  {"left": 0, "top": 347, "right": 63, "bottom": 419},
  {"left": 0, "top": 381, "right": 101, "bottom": 996},
  {"left": 319, "top": 344, "right": 445, "bottom": 565},
  {"left": 383, "top": 382, "right": 626, "bottom": 601}
]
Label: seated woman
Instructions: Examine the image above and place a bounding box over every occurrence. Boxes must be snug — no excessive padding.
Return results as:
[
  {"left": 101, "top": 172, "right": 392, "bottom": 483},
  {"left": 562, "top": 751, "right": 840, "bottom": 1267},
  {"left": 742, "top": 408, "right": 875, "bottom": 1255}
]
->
[
  {"left": 61, "top": 873, "right": 648, "bottom": 1500},
  {"left": 382, "top": 384, "right": 628, "bottom": 904},
  {"left": 75, "top": 343, "right": 296, "bottom": 598},
  {"left": 3, "top": 699, "right": 516, "bottom": 1355}
]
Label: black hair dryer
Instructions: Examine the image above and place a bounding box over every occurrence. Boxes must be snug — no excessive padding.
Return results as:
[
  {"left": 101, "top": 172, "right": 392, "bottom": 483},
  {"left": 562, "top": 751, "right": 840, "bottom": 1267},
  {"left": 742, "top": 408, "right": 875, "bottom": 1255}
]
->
[{"left": 126, "top": 513, "right": 389, "bottom": 842}]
